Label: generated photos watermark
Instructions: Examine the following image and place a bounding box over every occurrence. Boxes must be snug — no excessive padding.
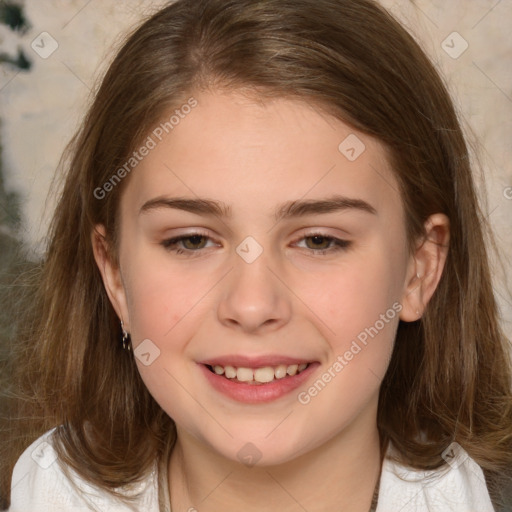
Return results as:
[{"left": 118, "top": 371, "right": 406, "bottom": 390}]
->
[
  {"left": 93, "top": 97, "right": 198, "bottom": 200},
  {"left": 297, "top": 301, "right": 402, "bottom": 405}
]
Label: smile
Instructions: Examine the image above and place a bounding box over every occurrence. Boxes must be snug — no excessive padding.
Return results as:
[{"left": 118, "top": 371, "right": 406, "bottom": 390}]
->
[
  {"left": 199, "top": 358, "right": 320, "bottom": 403},
  {"left": 206, "top": 363, "right": 310, "bottom": 384}
]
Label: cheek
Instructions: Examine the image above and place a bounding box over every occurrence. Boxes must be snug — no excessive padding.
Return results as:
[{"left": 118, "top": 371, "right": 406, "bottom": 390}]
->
[
  {"left": 126, "top": 281, "right": 176, "bottom": 341},
  {"left": 123, "top": 251, "right": 212, "bottom": 342},
  {"left": 300, "top": 244, "right": 403, "bottom": 336},
  {"left": 293, "top": 253, "right": 400, "bottom": 427},
  {"left": 294, "top": 242, "right": 403, "bottom": 402},
  {"left": 122, "top": 257, "right": 206, "bottom": 425}
]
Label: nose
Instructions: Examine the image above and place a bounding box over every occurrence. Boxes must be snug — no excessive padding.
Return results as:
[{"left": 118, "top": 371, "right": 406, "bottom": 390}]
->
[{"left": 216, "top": 247, "right": 292, "bottom": 334}]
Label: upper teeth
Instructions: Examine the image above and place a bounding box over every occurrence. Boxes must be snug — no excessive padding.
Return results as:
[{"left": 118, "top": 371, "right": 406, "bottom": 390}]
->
[{"left": 211, "top": 363, "right": 308, "bottom": 383}]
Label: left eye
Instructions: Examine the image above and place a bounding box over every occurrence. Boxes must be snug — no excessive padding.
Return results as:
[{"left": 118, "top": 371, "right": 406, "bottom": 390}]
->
[
  {"left": 293, "top": 234, "right": 351, "bottom": 254},
  {"left": 160, "top": 232, "right": 351, "bottom": 256}
]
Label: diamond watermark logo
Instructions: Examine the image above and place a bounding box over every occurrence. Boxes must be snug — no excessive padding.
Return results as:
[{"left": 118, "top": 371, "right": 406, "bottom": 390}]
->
[
  {"left": 134, "top": 338, "right": 161, "bottom": 366},
  {"left": 31, "top": 32, "right": 59, "bottom": 59},
  {"left": 441, "top": 32, "right": 468, "bottom": 59},
  {"left": 338, "top": 134, "right": 366, "bottom": 161},
  {"left": 237, "top": 442, "right": 262, "bottom": 467},
  {"left": 31, "top": 441, "right": 58, "bottom": 469},
  {"left": 236, "top": 236, "right": 263, "bottom": 264},
  {"left": 441, "top": 442, "right": 469, "bottom": 470}
]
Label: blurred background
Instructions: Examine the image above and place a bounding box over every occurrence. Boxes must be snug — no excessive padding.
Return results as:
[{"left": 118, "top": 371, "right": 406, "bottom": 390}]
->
[{"left": 0, "top": 1, "right": 511, "bottom": 482}]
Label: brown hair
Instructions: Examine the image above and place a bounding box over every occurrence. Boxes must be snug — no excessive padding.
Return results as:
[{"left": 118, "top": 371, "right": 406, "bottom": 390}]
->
[{"left": 2, "top": 0, "right": 511, "bottom": 509}]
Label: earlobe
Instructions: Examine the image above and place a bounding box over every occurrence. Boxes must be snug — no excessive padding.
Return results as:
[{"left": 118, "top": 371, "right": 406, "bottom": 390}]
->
[
  {"left": 91, "top": 224, "right": 130, "bottom": 330},
  {"left": 399, "top": 213, "right": 450, "bottom": 322}
]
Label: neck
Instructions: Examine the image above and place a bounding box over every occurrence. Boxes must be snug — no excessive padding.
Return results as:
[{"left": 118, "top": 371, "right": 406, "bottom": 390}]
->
[{"left": 168, "top": 400, "right": 382, "bottom": 512}]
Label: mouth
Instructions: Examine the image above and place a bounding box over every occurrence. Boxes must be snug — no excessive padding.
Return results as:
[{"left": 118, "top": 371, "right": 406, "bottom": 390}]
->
[
  {"left": 204, "top": 362, "right": 310, "bottom": 385},
  {"left": 198, "top": 358, "right": 320, "bottom": 403}
]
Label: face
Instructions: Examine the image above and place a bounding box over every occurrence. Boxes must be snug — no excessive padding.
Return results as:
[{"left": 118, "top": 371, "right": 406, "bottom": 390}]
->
[{"left": 96, "top": 89, "right": 423, "bottom": 466}]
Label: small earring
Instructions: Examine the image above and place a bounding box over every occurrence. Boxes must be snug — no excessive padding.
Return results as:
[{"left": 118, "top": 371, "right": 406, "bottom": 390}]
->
[
  {"left": 121, "top": 320, "right": 131, "bottom": 351},
  {"left": 416, "top": 272, "right": 421, "bottom": 279}
]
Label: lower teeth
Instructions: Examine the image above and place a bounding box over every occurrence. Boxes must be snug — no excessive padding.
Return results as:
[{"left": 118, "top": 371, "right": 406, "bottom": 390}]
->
[{"left": 230, "top": 378, "right": 268, "bottom": 386}]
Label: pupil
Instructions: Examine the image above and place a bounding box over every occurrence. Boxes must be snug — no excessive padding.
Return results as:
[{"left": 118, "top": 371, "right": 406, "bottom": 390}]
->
[
  {"left": 185, "top": 235, "right": 205, "bottom": 249},
  {"left": 310, "top": 235, "right": 328, "bottom": 248}
]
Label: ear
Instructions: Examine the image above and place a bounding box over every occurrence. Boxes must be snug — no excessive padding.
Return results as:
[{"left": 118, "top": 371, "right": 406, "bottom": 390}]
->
[
  {"left": 399, "top": 213, "right": 450, "bottom": 322},
  {"left": 91, "top": 224, "right": 131, "bottom": 331}
]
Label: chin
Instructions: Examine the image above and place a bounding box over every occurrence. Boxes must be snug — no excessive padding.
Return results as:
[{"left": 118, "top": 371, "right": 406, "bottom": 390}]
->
[{"left": 207, "top": 425, "right": 316, "bottom": 467}]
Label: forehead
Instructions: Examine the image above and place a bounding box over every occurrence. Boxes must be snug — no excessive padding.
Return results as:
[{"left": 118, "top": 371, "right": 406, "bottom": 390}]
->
[{"left": 122, "top": 90, "right": 402, "bottom": 224}]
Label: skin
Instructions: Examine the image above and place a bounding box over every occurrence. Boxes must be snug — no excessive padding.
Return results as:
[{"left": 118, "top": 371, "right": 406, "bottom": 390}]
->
[{"left": 92, "top": 89, "right": 449, "bottom": 512}]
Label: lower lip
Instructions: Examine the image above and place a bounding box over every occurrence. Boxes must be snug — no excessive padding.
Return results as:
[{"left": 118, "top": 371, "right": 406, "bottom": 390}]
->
[{"left": 199, "top": 362, "right": 320, "bottom": 403}]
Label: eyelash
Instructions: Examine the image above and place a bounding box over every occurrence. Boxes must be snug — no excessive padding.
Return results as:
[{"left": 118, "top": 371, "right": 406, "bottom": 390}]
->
[{"left": 160, "top": 231, "right": 352, "bottom": 257}]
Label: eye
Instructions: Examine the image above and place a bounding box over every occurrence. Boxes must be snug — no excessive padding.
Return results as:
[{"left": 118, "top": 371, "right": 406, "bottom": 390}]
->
[
  {"left": 293, "top": 233, "right": 351, "bottom": 255},
  {"left": 160, "top": 231, "right": 351, "bottom": 257},
  {"left": 161, "top": 232, "right": 217, "bottom": 255}
]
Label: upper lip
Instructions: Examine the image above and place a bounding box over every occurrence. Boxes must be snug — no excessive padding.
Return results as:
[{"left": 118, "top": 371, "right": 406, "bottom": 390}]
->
[{"left": 198, "top": 355, "right": 316, "bottom": 368}]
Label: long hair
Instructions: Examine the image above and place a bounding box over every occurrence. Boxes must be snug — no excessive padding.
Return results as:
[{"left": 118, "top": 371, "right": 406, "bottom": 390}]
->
[{"left": 2, "top": 0, "right": 511, "bottom": 508}]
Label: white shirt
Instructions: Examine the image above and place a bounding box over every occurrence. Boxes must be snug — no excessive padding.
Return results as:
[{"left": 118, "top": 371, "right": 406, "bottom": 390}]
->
[{"left": 8, "top": 428, "right": 495, "bottom": 511}]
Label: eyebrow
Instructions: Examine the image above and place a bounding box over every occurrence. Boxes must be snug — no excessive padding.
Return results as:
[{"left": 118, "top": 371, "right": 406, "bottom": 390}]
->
[{"left": 139, "top": 194, "right": 377, "bottom": 221}]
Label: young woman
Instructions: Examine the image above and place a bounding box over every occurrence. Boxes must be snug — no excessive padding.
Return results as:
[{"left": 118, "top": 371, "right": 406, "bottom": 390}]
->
[{"left": 3, "top": 0, "right": 511, "bottom": 510}]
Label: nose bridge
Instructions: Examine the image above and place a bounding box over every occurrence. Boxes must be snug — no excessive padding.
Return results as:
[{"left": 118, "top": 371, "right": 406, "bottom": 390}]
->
[{"left": 216, "top": 237, "right": 291, "bottom": 333}]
